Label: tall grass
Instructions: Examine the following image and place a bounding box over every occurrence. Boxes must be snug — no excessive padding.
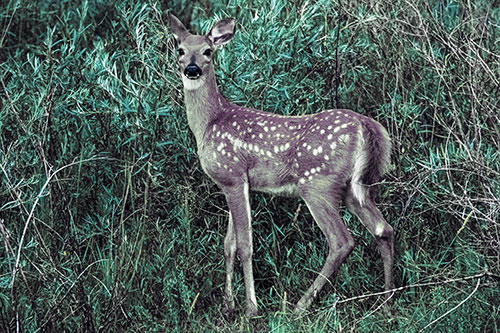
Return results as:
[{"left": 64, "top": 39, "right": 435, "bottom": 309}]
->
[{"left": 1, "top": 0, "right": 499, "bottom": 331}]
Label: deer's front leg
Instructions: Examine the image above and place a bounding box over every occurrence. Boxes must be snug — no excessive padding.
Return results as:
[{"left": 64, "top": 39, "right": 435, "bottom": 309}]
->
[
  {"left": 222, "top": 182, "right": 258, "bottom": 317},
  {"left": 222, "top": 212, "right": 236, "bottom": 316}
]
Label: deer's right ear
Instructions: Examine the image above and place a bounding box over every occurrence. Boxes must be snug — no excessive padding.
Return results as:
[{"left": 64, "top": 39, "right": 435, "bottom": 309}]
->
[
  {"left": 169, "top": 13, "right": 189, "bottom": 43},
  {"left": 208, "top": 18, "right": 235, "bottom": 47}
]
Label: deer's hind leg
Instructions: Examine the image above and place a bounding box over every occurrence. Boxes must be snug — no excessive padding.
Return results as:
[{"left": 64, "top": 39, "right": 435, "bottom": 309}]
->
[
  {"left": 345, "top": 189, "right": 394, "bottom": 298},
  {"left": 295, "top": 187, "right": 355, "bottom": 313}
]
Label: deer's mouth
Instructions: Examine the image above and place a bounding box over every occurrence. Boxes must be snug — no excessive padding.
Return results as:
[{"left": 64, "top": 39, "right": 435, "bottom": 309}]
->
[{"left": 185, "top": 73, "right": 201, "bottom": 80}]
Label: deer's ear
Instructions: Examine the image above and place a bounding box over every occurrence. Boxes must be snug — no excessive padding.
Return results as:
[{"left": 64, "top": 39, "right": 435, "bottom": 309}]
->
[
  {"left": 208, "top": 18, "right": 235, "bottom": 47},
  {"left": 169, "top": 13, "right": 189, "bottom": 43}
]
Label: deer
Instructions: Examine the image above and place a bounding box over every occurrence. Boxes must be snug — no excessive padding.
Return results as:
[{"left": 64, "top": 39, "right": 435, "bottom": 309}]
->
[{"left": 169, "top": 14, "right": 394, "bottom": 317}]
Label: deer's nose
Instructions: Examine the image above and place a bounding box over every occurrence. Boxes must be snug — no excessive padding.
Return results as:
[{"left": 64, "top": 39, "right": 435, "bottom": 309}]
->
[{"left": 184, "top": 64, "right": 202, "bottom": 79}]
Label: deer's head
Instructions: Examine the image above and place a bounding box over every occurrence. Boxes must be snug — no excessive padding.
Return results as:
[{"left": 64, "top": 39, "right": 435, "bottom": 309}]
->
[{"left": 169, "top": 14, "right": 235, "bottom": 90}]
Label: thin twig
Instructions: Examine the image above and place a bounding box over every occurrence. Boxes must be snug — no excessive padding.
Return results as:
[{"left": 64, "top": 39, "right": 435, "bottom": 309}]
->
[
  {"left": 334, "top": 0, "right": 343, "bottom": 108},
  {"left": 337, "top": 270, "right": 489, "bottom": 304},
  {"left": 418, "top": 277, "right": 481, "bottom": 332},
  {"left": 292, "top": 203, "right": 303, "bottom": 224},
  {"left": 10, "top": 156, "right": 107, "bottom": 290}
]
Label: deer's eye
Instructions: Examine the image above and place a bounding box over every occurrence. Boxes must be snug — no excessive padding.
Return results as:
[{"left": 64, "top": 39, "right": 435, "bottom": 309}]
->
[
  {"left": 203, "top": 49, "right": 212, "bottom": 57},
  {"left": 177, "top": 48, "right": 185, "bottom": 56}
]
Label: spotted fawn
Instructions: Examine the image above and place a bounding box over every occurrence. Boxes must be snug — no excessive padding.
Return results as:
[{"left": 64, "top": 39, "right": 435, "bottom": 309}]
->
[{"left": 169, "top": 14, "right": 394, "bottom": 317}]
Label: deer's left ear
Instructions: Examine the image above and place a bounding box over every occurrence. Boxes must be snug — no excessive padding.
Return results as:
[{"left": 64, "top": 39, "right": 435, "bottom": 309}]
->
[
  {"left": 169, "top": 13, "right": 190, "bottom": 43},
  {"left": 208, "top": 18, "right": 236, "bottom": 47}
]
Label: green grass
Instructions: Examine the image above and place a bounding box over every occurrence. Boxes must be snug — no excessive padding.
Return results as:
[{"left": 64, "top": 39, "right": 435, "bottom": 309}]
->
[{"left": 1, "top": 0, "right": 499, "bottom": 331}]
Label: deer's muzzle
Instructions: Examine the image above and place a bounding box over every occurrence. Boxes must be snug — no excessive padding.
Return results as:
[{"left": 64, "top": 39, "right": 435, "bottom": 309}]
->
[{"left": 184, "top": 64, "right": 202, "bottom": 79}]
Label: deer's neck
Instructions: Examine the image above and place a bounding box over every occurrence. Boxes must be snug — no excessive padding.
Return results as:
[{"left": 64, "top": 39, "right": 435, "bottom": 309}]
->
[{"left": 184, "top": 69, "right": 223, "bottom": 146}]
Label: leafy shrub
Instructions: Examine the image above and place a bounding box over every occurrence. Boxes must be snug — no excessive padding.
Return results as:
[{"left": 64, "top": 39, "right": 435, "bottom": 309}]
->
[{"left": 0, "top": 0, "right": 498, "bottom": 331}]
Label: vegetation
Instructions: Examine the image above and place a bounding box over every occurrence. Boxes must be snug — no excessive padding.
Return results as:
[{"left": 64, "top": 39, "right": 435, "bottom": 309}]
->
[{"left": 1, "top": 0, "right": 499, "bottom": 331}]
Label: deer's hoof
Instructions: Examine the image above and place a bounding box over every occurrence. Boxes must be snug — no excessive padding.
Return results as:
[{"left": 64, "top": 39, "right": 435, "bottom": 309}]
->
[
  {"left": 222, "top": 299, "right": 235, "bottom": 318},
  {"left": 244, "top": 303, "right": 259, "bottom": 318},
  {"left": 293, "top": 296, "right": 312, "bottom": 315}
]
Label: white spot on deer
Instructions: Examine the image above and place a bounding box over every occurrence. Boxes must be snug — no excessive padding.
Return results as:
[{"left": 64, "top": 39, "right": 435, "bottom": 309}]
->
[
  {"left": 264, "top": 126, "right": 269, "bottom": 132},
  {"left": 259, "top": 133, "right": 263, "bottom": 139},
  {"left": 234, "top": 156, "right": 239, "bottom": 162},
  {"left": 280, "top": 143, "right": 290, "bottom": 152},
  {"left": 313, "top": 148, "right": 318, "bottom": 156},
  {"left": 316, "top": 166, "right": 321, "bottom": 173},
  {"left": 324, "top": 154, "right": 329, "bottom": 160},
  {"left": 248, "top": 143, "right": 253, "bottom": 151},
  {"left": 299, "top": 178, "right": 306, "bottom": 184},
  {"left": 302, "top": 143, "right": 307, "bottom": 148},
  {"left": 232, "top": 121, "right": 237, "bottom": 127},
  {"left": 307, "top": 145, "right": 312, "bottom": 151},
  {"left": 328, "top": 125, "right": 333, "bottom": 130},
  {"left": 310, "top": 168, "right": 316, "bottom": 174},
  {"left": 339, "top": 133, "right": 349, "bottom": 144},
  {"left": 265, "top": 151, "right": 272, "bottom": 158},
  {"left": 334, "top": 126, "right": 341, "bottom": 133},
  {"left": 320, "top": 129, "right": 325, "bottom": 135},
  {"left": 233, "top": 138, "right": 242, "bottom": 151},
  {"left": 216, "top": 131, "right": 221, "bottom": 137},
  {"left": 341, "top": 123, "right": 348, "bottom": 129},
  {"left": 317, "top": 146, "right": 323, "bottom": 154},
  {"left": 334, "top": 119, "right": 340, "bottom": 124},
  {"left": 330, "top": 142, "right": 337, "bottom": 150},
  {"left": 271, "top": 126, "right": 276, "bottom": 131},
  {"left": 297, "top": 151, "right": 302, "bottom": 157},
  {"left": 274, "top": 146, "right": 280, "bottom": 153},
  {"left": 327, "top": 134, "right": 333, "bottom": 140},
  {"left": 375, "top": 223, "right": 385, "bottom": 237}
]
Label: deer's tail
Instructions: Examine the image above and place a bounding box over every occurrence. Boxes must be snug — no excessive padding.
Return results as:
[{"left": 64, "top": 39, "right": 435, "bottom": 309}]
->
[{"left": 350, "top": 118, "right": 391, "bottom": 205}]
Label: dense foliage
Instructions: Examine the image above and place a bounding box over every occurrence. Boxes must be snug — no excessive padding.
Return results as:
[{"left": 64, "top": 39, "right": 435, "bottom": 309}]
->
[{"left": 1, "top": 0, "right": 499, "bottom": 331}]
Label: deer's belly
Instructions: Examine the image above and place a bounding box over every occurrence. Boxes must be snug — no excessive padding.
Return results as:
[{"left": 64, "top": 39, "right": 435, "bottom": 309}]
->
[
  {"left": 247, "top": 161, "right": 300, "bottom": 197},
  {"left": 252, "top": 183, "right": 300, "bottom": 198}
]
